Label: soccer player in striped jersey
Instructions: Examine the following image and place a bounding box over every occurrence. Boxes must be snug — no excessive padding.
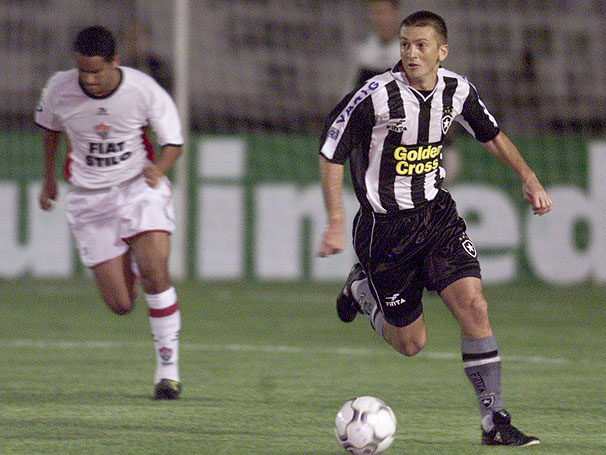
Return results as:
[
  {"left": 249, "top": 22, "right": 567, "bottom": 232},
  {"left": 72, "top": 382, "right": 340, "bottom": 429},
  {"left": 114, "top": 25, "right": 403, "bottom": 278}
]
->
[
  {"left": 318, "top": 11, "right": 552, "bottom": 446},
  {"left": 36, "top": 26, "right": 183, "bottom": 399}
]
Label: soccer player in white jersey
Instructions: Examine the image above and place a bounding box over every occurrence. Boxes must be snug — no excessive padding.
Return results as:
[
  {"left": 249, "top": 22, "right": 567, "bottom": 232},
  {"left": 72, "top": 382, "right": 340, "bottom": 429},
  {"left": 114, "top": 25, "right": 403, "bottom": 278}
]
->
[
  {"left": 346, "top": 0, "right": 402, "bottom": 92},
  {"left": 35, "top": 26, "right": 183, "bottom": 399},
  {"left": 318, "top": 11, "right": 552, "bottom": 446}
]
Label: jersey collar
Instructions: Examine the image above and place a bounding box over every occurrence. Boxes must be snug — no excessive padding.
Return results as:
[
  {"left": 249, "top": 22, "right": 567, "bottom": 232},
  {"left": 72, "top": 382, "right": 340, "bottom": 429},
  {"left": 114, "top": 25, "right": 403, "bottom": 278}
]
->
[
  {"left": 390, "top": 62, "right": 444, "bottom": 101},
  {"left": 79, "top": 68, "right": 124, "bottom": 100}
]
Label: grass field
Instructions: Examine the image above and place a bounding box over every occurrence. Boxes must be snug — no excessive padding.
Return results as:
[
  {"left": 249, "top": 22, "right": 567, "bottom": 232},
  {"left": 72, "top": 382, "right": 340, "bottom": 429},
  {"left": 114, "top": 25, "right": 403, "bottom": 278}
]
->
[{"left": 1, "top": 279, "right": 605, "bottom": 455}]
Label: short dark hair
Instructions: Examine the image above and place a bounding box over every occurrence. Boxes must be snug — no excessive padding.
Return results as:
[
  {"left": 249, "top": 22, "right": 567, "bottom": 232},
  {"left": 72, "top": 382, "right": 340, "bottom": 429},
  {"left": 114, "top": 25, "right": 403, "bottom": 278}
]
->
[
  {"left": 401, "top": 11, "right": 448, "bottom": 44},
  {"left": 74, "top": 26, "right": 116, "bottom": 61}
]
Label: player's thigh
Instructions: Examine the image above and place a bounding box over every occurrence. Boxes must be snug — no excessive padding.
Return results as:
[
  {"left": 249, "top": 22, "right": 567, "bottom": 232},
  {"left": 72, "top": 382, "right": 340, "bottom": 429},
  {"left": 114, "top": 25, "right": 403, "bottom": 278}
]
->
[
  {"left": 130, "top": 231, "right": 170, "bottom": 268},
  {"left": 129, "top": 231, "right": 171, "bottom": 292},
  {"left": 120, "top": 175, "right": 176, "bottom": 241},
  {"left": 353, "top": 209, "right": 426, "bottom": 328},
  {"left": 368, "top": 261, "right": 425, "bottom": 329},
  {"left": 92, "top": 253, "right": 137, "bottom": 314},
  {"left": 423, "top": 192, "right": 482, "bottom": 293},
  {"left": 66, "top": 190, "right": 129, "bottom": 268}
]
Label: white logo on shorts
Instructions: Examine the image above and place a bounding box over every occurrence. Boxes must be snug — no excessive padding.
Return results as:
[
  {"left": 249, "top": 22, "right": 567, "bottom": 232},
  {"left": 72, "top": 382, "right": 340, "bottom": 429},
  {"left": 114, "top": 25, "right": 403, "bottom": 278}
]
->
[
  {"left": 462, "top": 239, "right": 477, "bottom": 258},
  {"left": 385, "top": 293, "right": 406, "bottom": 307}
]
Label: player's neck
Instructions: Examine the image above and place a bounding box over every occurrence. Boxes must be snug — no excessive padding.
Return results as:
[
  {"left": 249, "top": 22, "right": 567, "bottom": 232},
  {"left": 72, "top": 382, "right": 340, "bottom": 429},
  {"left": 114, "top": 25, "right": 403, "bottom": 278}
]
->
[
  {"left": 105, "top": 68, "right": 122, "bottom": 95},
  {"left": 406, "top": 72, "right": 438, "bottom": 91},
  {"left": 83, "top": 68, "right": 122, "bottom": 98}
]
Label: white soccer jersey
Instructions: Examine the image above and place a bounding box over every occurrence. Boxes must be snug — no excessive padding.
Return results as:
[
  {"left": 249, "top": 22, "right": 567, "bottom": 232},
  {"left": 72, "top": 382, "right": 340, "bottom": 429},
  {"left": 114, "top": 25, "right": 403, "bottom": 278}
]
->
[
  {"left": 35, "top": 67, "right": 183, "bottom": 189},
  {"left": 347, "top": 34, "right": 400, "bottom": 91},
  {"left": 354, "top": 35, "right": 400, "bottom": 75}
]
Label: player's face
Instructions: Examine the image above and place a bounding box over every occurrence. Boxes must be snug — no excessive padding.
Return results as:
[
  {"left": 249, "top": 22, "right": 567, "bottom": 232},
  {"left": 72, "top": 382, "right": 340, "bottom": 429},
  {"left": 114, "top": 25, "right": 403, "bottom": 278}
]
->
[
  {"left": 368, "top": 1, "right": 400, "bottom": 42},
  {"left": 76, "top": 53, "right": 119, "bottom": 97},
  {"left": 399, "top": 25, "right": 448, "bottom": 90}
]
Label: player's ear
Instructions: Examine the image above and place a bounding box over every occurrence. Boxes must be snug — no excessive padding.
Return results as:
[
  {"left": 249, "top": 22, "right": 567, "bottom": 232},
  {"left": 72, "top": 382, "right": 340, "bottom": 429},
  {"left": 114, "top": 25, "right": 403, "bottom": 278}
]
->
[
  {"left": 112, "top": 54, "right": 120, "bottom": 67},
  {"left": 438, "top": 43, "right": 448, "bottom": 63}
]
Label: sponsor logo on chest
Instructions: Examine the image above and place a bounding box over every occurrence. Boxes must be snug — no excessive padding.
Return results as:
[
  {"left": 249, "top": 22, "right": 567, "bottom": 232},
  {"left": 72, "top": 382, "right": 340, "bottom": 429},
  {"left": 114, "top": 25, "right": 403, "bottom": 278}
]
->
[{"left": 95, "top": 123, "right": 111, "bottom": 139}]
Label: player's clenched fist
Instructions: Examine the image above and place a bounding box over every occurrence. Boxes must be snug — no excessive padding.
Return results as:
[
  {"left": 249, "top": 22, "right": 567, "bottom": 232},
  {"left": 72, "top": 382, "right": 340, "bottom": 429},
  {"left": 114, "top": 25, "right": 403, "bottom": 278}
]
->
[
  {"left": 143, "top": 164, "right": 162, "bottom": 188},
  {"left": 39, "top": 181, "right": 57, "bottom": 211}
]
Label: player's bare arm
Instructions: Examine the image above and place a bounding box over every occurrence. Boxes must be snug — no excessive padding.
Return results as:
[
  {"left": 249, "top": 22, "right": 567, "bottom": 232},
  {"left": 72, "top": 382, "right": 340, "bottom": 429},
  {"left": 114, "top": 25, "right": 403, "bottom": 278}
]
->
[
  {"left": 482, "top": 131, "right": 552, "bottom": 216},
  {"left": 39, "top": 129, "right": 62, "bottom": 211},
  {"left": 143, "top": 144, "right": 182, "bottom": 188},
  {"left": 318, "top": 155, "right": 345, "bottom": 257}
]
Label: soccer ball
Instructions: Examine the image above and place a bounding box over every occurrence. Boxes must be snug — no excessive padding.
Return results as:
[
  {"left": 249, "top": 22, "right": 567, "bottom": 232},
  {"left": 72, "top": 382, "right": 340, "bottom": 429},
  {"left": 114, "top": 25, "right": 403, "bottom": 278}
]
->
[{"left": 334, "top": 396, "right": 397, "bottom": 455}]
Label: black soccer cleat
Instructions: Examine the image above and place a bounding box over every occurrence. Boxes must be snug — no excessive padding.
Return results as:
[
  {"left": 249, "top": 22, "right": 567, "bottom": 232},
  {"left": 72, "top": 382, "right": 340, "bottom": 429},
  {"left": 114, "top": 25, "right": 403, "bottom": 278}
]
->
[
  {"left": 154, "top": 379, "right": 182, "bottom": 400},
  {"left": 336, "top": 263, "right": 366, "bottom": 322},
  {"left": 481, "top": 410, "right": 540, "bottom": 447}
]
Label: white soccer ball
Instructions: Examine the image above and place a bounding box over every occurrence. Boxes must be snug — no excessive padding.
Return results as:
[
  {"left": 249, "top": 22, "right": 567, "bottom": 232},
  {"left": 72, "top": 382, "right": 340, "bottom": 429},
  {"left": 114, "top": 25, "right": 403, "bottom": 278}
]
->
[{"left": 334, "top": 396, "right": 397, "bottom": 455}]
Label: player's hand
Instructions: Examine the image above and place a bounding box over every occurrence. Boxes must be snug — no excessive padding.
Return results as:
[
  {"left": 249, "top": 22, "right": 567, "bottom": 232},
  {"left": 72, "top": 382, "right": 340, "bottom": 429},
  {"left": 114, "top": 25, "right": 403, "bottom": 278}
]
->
[
  {"left": 143, "top": 164, "right": 162, "bottom": 188},
  {"left": 39, "top": 180, "right": 57, "bottom": 211},
  {"left": 523, "top": 177, "right": 552, "bottom": 215},
  {"left": 318, "top": 224, "right": 345, "bottom": 257}
]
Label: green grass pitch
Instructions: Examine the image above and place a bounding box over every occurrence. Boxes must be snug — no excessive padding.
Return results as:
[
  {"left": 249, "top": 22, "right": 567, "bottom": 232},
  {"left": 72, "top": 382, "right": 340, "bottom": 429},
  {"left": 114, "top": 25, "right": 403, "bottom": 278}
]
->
[{"left": 1, "top": 279, "right": 605, "bottom": 454}]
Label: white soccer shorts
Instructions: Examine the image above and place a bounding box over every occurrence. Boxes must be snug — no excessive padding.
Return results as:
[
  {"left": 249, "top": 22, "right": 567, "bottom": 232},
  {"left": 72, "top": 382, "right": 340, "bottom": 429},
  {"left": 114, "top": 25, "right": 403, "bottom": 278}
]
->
[{"left": 66, "top": 174, "right": 176, "bottom": 267}]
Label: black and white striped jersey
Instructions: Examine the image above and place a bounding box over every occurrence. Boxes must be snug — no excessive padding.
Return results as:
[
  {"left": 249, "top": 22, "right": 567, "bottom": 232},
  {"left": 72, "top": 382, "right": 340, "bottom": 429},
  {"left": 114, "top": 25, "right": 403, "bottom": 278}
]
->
[{"left": 320, "top": 63, "right": 500, "bottom": 213}]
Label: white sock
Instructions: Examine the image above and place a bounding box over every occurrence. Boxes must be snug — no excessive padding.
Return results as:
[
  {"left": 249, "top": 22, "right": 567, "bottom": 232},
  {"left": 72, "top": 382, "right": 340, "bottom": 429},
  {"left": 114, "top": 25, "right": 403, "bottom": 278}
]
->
[
  {"left": 369, "top": 306, "right": 386, "bottom": 340},
  {"left": 351, "top": 278, "right": 373, "bottom": 312},
  {"left": 146, "top": 287, "right": 180, "bottom": 384}
]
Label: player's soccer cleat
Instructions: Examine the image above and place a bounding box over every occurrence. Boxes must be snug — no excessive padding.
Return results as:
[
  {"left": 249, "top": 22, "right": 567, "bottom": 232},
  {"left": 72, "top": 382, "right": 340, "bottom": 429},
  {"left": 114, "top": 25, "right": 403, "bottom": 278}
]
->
[
  {"left": 481, "top": 410, "right": 540, "bottom": 447},
  {"left": 154, "top": 379, "right": 182, "bottom": 400},
  {"left": 336, "top": 263, "right": 366, "bottom": 322}
]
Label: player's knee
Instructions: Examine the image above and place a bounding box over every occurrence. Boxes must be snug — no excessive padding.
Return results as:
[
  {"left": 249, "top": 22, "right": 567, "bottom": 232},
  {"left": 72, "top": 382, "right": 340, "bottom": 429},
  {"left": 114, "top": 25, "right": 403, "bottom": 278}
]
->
[
  {"left": 453, "top": 288, "right": 488, "bottom": 316},
  {"left": 138, "top": 268, "right": 170, "bottom": 294},
  {"left": 466, "top": 294, "right": 489, "bottom": 322},
  {"left": 106, "top": 297, "right": 135, "bottom": 315},
  {"left": 394, "top": 334, "right": 426, "bottom": 357},
  {"left": 112, "top": 306, "right": 131, "bottom": 316},
  {"left": 396, "top": 341, "right": 424, "bottom": 357},
  {"left": 456, "top": 294, "right": 491, "bottom": 337}
]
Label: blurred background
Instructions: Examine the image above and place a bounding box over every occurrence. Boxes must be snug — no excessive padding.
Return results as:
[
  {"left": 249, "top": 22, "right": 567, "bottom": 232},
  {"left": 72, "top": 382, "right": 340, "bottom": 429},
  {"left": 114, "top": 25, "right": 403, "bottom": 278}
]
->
[
  {"left": 3, "top": 0, "right": 606, "bottom": 134},
  {"left": 1, "top": 0, "right": 605, "bottom": 284}
]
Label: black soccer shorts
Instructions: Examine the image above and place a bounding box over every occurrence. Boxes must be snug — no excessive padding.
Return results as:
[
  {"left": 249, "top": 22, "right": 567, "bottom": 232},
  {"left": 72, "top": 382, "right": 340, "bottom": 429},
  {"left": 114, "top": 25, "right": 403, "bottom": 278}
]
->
[{"left": 352, "top": 189, "right": 481, "bottom": 327}]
